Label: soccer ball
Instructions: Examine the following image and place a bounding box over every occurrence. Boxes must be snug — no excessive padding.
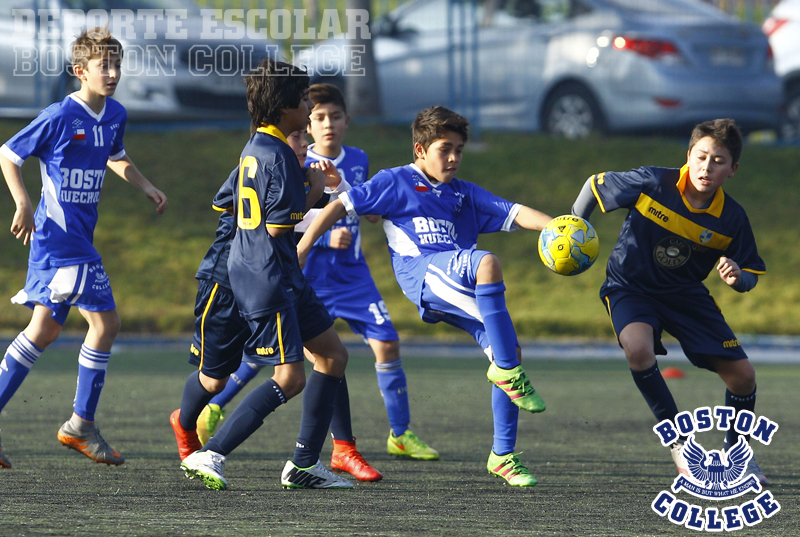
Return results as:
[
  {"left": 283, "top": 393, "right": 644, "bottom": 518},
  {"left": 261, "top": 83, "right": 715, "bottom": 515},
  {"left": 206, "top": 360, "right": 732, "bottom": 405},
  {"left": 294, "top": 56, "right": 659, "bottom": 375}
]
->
[{"left": 538, "top": 215, "right": 599, "bottom": 276}]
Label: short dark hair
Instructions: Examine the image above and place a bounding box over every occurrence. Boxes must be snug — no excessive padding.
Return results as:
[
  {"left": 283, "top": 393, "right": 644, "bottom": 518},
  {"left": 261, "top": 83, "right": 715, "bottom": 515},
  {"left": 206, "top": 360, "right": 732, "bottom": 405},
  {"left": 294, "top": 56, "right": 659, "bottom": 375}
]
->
[
  {"left": 688, "top": 118, "right": 743, "bottom": 165},
  {"left": 309, "top": 83, "right": 347, "bottom": 114},
  {"left": 246, "top": 58, "right": 309, "bottom": 128},
  {"left": 412, "top": 106, "right": 470, "bottom": 152}
]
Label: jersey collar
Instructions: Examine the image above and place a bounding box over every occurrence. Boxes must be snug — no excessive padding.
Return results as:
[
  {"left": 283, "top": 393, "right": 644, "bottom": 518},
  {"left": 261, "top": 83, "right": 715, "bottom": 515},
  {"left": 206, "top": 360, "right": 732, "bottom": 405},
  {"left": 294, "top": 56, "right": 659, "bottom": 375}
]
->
[
  {"left": 69, "top": 93, "right": 106, "bottom": 122},
  {"left": 676, "top": 163, "right": 725, "bottom": 217},
  {"left": 409, "top": 163, "right": 440, "bottom": 188},
  {"left": 256, "top": 125, "right": 289, "bottom": 145},
  {"left": 308, "top": 144, "right": 345, "bottom": 166}
]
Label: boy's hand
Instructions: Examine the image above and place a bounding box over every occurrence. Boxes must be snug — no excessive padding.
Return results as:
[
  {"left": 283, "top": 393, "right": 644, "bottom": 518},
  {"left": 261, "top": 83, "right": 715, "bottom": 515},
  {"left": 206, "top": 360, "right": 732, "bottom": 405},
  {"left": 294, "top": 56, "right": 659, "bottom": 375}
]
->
[
  {"left": 144, "top": 185, "right": 169, "bottom": 214},
  {"left": 11, "top": 203, "right": 35, "bottom": 245},
  {"left": 717, "top": 256, "right": 741, "bottom": 286},
  {"left": 329, "top": 227, "right": 352, "bottom": 249},
  {"left": 310, "top": 159, "right": 342, "bottom": 188}
]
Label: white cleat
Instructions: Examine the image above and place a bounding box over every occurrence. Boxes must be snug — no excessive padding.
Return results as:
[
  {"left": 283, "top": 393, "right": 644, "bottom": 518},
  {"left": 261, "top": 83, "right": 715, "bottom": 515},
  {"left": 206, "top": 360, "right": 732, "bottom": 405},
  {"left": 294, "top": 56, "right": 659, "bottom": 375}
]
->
[{"left": 281, "top": 459, "right": 354, "bottom": 489}]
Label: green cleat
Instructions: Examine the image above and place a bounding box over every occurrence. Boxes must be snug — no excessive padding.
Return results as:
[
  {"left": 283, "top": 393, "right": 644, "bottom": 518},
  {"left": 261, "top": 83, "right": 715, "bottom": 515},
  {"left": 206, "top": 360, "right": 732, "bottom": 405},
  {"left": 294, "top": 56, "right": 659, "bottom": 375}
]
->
[
  {"left": 487, "top": 451, "right": 538, "bottom": 487},
  {"left": 196, "top": 403, "right": 225, "bottom": 446},
  {"left": 486, "top": 363, "right": 546, "bottom": 413},
  {"left": 181, "top": 450, "right": 228, "bottom": 490},
  {"left": 387, "top": 429, "right": 440, "bottom": 460}
]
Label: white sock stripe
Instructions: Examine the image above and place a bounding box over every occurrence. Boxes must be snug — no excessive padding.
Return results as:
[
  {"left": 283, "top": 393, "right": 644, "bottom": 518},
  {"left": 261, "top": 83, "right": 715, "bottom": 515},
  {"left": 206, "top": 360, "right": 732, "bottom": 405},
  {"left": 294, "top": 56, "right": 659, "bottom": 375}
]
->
[
  {"left": 80, "top": 345, "right": 111, "bottom": 360},
  {"left": 7, "top": 334, "right": 42, "bottom": 368},
  {"left": 78, "top": 346, "right": 110, "bottom": 370},
  {"left": 375, "top": 358, "right": 403, "bottom": 372}
]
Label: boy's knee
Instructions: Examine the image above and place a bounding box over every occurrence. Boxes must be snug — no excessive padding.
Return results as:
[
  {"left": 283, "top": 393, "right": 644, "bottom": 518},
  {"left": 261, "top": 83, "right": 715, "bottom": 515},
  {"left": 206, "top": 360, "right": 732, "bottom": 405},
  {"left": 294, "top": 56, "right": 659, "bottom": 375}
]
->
[
  {"left": 623, "top": 345, "right": 656, "bottom": 370},
  {"left": 199, "top": 373, "right": 227, "bottom": 394},
  {"left": 276, "top": 373, "right": 306, "bottom": 399},
  {"left": 476, "top": 254, "right": 503, "bottom": 283}
]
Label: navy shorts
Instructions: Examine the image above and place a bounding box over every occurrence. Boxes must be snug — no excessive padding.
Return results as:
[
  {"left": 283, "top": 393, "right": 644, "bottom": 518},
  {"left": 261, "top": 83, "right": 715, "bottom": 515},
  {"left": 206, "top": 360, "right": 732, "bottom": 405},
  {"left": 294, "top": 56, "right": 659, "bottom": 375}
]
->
[
  {"left": 189, "top": 279, "right": 250, "bottom": 379},
  {"left": 314, "top": 281, "right": 399, "bottom": 342},
  {"left": 602, "top": 287, "right": 747, "bottom": 371},
  {"left": 243, "top": 281, "right": 334, "bottom": 367}
]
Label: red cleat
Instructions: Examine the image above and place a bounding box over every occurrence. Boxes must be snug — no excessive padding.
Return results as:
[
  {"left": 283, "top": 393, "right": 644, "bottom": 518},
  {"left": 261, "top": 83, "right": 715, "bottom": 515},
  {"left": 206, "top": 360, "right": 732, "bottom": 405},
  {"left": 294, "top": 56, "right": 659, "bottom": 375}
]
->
[
  {"left": 331, "top": 438, "right": 383, "bottom": 482},
  {"left": 170, "top": 409, "right": 201, "bottom": 461}
]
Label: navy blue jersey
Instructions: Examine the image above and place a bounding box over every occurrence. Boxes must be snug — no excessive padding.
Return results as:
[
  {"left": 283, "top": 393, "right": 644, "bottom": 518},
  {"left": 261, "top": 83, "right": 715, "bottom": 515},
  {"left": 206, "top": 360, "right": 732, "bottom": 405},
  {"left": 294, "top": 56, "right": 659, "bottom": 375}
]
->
[
  {"left": 1, "top": 94, "right": 127, "bottom": 268},
  {"left": 195, "top": 168, "right": 237, "bottom": 289},
  {"left": 303, "top": 144, "right": 371, "bottom": 290},
  {"left": 590, "top": 165, "right": 765, "bottom": 296},
  {"left": 227, "top": 126, "right": 307, "bottom": 319},
  {"left": 341, "top": 163, "right": 520, "bottom": 305}
]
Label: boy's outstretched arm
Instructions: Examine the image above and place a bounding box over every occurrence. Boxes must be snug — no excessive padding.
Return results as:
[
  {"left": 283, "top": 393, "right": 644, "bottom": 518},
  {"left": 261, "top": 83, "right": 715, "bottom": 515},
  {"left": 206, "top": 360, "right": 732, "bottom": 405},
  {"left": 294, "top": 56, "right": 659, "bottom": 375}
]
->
[
  {"left": 0, "top": 153, "right": 35, "bottom": 245},
  {"left": 571, "top": 176, "right": 598, "bottom": 220},
  {"left": 296, "top": 199, "right": 348, "bottom": 267},
  {"left": 106, "top": 156, "right": 168, "bottom": 214},
  {"left": 514, "top": 205, "right": 553, "bottom": 231}
]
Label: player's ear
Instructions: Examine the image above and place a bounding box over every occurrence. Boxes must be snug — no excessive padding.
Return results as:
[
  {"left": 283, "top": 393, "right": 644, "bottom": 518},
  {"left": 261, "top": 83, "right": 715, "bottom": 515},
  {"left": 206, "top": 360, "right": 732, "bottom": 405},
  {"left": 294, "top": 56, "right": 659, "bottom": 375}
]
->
[
  {"left": 73, "top": 63, "right": 86, "bottom": 80},
  {"left": 728, "top": 162, "right": 739, "bottom": 177},
  {"left": 413, "top": 142, "right": 425, "bottom": 160}
]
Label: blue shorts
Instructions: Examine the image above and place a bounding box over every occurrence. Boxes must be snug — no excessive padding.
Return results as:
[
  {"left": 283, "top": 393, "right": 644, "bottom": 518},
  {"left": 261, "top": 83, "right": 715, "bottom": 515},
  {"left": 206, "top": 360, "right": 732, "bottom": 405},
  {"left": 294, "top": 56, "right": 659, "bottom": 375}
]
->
[
  {"left": 11, "top": 261, "right": 116, "bottom": 325},
  {"left": 314, "top": 281, "right": 399, "bottom": 342},
  {"left": 244, "top": 281, "right": 334, "bottom": 367},
  {"left": 189, "top": 279, "right": 250, "bottom": 379},
  {"left": 602, "top": 288, "right": 747, "bottom": 371},
  {"left": 418, "top": 249, "right": 517, "bottom": 355}
]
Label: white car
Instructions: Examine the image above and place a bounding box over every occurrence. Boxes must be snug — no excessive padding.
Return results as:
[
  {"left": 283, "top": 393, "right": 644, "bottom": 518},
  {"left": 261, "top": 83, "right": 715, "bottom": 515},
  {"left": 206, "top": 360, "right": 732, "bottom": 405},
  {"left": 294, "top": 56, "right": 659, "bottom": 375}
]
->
[
  {"left": 763, "top": 0, "right": 800, "bottom": 139},
  {"left": 0, "top": 0, "right": 273, "bottom": 119}
]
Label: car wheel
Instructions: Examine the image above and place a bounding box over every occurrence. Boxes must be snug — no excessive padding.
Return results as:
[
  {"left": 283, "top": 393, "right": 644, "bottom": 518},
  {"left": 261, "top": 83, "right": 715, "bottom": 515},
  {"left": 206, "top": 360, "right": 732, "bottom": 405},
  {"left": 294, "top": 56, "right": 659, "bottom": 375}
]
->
[
  {"left": 542, "top": 83, "right": 605, "bottom": 138},
  {"left": 781, "top": 83, "right": 800, "bottom": 141}
]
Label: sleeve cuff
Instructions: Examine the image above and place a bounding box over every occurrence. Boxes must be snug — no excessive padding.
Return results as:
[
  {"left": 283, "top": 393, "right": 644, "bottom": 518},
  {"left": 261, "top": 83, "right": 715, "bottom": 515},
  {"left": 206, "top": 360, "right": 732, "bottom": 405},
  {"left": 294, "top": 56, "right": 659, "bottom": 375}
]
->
[
  {"left": 340, "top": 192, "right": 358, "bottom": 217},
  {"left": 0, "top": 145, "right": 25, "bottom": 167},
  {"left": 503, "top": 203, "right": 522, "bottom": 232},
  {"left": 108, "top": 149, "right": 127, "bottom": 161}
]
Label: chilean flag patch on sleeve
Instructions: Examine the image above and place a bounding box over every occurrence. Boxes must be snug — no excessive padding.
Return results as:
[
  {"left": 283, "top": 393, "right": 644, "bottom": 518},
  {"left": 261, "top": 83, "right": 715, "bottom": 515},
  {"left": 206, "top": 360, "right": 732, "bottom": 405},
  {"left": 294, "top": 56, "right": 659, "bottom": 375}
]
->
[{"left": 414, "top": 179, "right": 429, "bottom": 192}]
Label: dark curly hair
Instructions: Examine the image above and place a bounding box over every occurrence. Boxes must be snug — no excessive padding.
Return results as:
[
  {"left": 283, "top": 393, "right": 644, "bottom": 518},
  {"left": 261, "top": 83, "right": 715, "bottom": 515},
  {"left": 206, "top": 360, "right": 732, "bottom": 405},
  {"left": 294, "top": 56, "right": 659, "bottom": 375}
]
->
[{"left": 246, "top": 58, "right": 310, "bottom": 128}]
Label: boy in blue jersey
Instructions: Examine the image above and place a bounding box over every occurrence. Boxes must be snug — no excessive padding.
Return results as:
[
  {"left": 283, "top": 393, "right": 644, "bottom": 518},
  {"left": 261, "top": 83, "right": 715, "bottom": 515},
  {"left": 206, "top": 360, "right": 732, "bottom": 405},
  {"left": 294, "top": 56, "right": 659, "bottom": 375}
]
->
[
  {"left": 0, "top": 28, "right": 168, "bottom": 469},
  {"left": 177, "top": 58, "right": 353, "bottom": 490},
  {"left": 197, "top": 84, "right": 439, "bottom": 473},
  {"left": 297, "top": 105, "right": 554, "bottom": 486},
  {"left": 570, "top": 118, "right": 769, "bottom": 484}
]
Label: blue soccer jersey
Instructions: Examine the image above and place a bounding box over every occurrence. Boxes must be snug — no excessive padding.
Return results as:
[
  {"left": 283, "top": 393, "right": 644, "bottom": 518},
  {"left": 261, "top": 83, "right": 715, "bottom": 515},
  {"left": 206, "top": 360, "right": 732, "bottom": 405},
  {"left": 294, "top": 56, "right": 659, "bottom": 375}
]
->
[
  {"left": 226, "top": 126, "right": 307, "bottom": 320},
  {"left": 1, "top": 94, "right": 127, "bottom": 269},
  {"left": 589, "top": 165, "right": 766, "bottom": 297},
  {"left": 195, "top": 168, "right": 237, "bottom": 290},
  {"left": 303, "top": 144, "right": 372, "bottom": 290},
  {"left": 340, "top": 163, "right": 521, "bottom": 305}
]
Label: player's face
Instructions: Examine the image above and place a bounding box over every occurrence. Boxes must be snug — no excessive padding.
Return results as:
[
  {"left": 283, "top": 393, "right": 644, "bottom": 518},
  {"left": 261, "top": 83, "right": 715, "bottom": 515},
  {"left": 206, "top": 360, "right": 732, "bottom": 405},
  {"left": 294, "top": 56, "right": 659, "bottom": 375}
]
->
[
  {"left": 286, "top": 129, "right": 309, "bottom": 166},
  {"left": 414, "top": 131, "right": 465, "bottom": 184},
  {"left": 307, "top": 103, "right": 348, "bottom": 156},
  {"left": 77, "top": 53, "right": 122, "bottom": 97},
  {"left": 282, "top": 90, "right": 313, "bottom": 134},
  {"left": 686, "top": 136, "right": 738, "bottom": 200}
]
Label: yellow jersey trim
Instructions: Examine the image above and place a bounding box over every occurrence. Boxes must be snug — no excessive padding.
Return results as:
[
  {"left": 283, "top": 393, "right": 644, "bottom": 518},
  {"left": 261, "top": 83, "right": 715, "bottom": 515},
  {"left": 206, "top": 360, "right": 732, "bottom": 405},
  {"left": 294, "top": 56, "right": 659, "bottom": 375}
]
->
[
  {"left": 265, "top": 223, "right": 297, "bottom": 228},
  {"left": 742, "top": 268, "right": 766, "bottom": 275},
  {"left": 199, "top": 283, "right": 219, "bottom": 370},
  {"left": 676, "top": 164, "right": 725, "bottom": 217},
  {"left": 257, "top": 125, "right": 289, "bottom": 145},
  {"left": 276, "top": 312, "right": 286, "bottom": 364},
  {"left": 590, "top": 173, "right": 609, "bottom": 213},
  {"left": 635, "top": 193, "right": 732, "bottom": 250}
]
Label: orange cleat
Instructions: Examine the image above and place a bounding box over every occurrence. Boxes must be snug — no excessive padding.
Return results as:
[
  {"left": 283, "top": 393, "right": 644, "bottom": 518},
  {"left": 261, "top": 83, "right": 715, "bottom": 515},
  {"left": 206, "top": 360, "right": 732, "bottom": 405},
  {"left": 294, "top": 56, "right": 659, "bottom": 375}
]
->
[
  {"left": 171, "top": 409, "right": 202, "bottom": 461},
  {"left": 331, "top": 438, "right": 383, "bottom": 482}
]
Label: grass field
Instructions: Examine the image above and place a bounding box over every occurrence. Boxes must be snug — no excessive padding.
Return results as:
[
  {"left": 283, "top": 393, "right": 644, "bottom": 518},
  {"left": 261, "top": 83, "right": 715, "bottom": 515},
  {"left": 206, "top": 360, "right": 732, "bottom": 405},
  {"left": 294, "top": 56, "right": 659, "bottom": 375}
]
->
[{"left": 0, "top": 346, "right": 797, "bottom": 537}]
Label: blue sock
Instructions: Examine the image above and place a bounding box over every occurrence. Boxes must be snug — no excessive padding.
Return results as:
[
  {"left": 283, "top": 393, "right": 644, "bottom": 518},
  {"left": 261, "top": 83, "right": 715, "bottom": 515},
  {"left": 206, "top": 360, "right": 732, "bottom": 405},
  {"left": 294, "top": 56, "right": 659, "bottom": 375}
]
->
[
  {"left": 209, "top": 361, "right": 261, "bottom": 408},
  {"left": 725, "top": 386, "right": 756, "bottom": 448},
  {"left": 631, "top": 362, "right": 679, "bottom": 425},
  {"left": 74, "top": 345, "right": 110, "bottom": 421},
  {"left": 491, "top": 384, "right": 519, "bottom": 455},
  {"left": 475, "top": 281, "right": 519, "bottom": 370},
  {"left": 292, "top": 370, "right": 340, "bottom": 468},
  {"left": 375, "top": 358, "right": 410, "bottom": 437},
  {"left": 203, "top": 379, "right": 286, "bottom": 456},
  {"left": 329, "top": 375, "right": 353, "bottom": 441},
  {"left": 179, "top": 370, "right": 215, "bottom": 431},
  {"left": 0, "top": 333, "right": 42, "bottom": 411}
]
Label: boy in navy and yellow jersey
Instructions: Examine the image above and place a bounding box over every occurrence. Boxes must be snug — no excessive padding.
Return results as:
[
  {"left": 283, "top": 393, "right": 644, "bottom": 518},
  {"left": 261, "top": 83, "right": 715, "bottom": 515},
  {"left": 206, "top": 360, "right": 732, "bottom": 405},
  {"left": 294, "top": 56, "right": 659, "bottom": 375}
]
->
[
  {"left": 176, "top": 58, "right": 352, "bottom": 491},
  {"left": 297, "top": 106, "right": 554, "bottom": 486},
  {"left": 0, "top": 27, "right": 168, "bottom": 469},
  {"left": 571, "top": 118, "right": 768, "bottom": 484}
]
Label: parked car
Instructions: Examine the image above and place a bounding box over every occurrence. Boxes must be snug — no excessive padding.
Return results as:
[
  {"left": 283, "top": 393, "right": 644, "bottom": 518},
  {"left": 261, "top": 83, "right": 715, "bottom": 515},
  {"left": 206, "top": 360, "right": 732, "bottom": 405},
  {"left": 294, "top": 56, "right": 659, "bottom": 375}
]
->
[
  {"left": 300, "top": 0, "right": 782, "bottom": 137},
  {"left": 763, "top": 0, "right": 800, "bottom": 139},
  {"left": 0, "top": 0, "right": 272, "bottom": 119}
]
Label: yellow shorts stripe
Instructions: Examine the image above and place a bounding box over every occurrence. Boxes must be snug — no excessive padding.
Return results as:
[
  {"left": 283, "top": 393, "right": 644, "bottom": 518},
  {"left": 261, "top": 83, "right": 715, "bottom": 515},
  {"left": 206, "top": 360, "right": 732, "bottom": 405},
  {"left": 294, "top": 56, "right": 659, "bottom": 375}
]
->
[
  {"left": 276, "top": 311, "right": 286, "bottom": 364},
  {"left": 198, "top": 283, "right": 219, "bottom": 371}
]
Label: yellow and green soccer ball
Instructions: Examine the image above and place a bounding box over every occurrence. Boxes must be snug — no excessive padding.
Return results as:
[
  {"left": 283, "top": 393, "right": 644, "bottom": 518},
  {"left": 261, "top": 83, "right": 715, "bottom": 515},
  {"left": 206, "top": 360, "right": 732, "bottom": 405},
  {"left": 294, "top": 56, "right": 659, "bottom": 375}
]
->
[{"left": 538, "top": 215, "right": 599, "bottom": 276}]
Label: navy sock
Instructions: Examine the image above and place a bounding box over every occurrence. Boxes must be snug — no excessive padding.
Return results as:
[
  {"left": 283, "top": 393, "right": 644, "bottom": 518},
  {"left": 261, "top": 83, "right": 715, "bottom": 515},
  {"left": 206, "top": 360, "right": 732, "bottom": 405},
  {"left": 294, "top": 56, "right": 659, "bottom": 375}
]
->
[
  {"left": 725, "top": 386, "right": 756, "bottom": 448},
  {"left": 209, "top": 362, "right": 261, "bottom": 408},
  {"left": 292, "top": 370, "right": 340, "bottom": 468},
  {"left": 179, "top": 370, "right": 215, "bottom": 430},
  {"left": 203, "top": 379, "right": 286, "bottom": 456},
  {"left": 375, "top": 358, "right": 411, "bottom": 437},
  {"left": 329, "top": 375, "right": 353, "bottom": 441},
  {"left": 630, "top": 362, "right": 679, "bottom": 425},
  {"left": 475, "top": 281, "right": 519, "bottom": 370}
]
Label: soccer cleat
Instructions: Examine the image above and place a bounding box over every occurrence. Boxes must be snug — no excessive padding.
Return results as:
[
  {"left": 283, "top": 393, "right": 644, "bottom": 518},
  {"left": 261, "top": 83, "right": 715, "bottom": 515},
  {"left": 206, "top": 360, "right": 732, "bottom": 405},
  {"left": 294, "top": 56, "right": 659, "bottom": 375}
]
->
[
  {"left": 487, "top": 363, "right": 546, "bottom": 413},
  {"left": 487, "top": 451, "right": 538, "bottom": 486},
  {"left": 387, "top": 429, "right": 440, "bottom": 460},
  {"left": 671, "top": 442, "right": 690, "bottom": 477},
  {"left": 181, "top": 450, "right": 228, "bottom": 490},
  {"left": 744, "top": 457, "right": 770, "bottom": 486},
  {"left": 57, "top": 419, "right": 124, "bottom": 465},
  {"left": 170, "top": 409, "right": 202, "bottom": 461},
  {"left": 0, "top": 433, "right": 10, "bottom": 469},
  {"left": 196, "top": 403, "right": 225, "bottom": 446},
  {"left": 281, "top": 459, "right": 354, "bottom": 489},
  {"left": 331, "top": 439, "right": 383, "bottom": 482}
]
